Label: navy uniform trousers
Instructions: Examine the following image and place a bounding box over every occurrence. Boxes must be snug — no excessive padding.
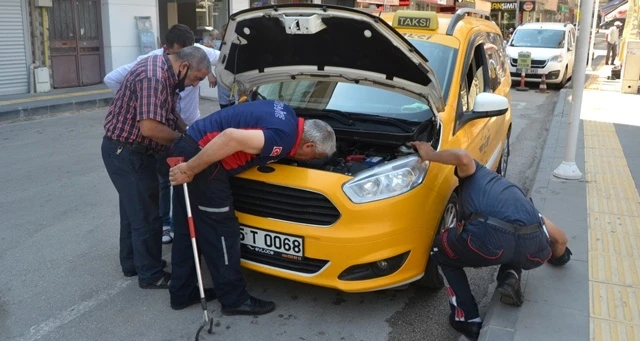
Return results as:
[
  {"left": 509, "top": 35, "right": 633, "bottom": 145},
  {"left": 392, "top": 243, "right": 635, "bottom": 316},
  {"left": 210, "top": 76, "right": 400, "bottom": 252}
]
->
[
  {"left": 431, "top": 162, "right": 552, "bottom": 322},
  {"left": 169, "top": 134, "right": 250, "bottom": 307}
]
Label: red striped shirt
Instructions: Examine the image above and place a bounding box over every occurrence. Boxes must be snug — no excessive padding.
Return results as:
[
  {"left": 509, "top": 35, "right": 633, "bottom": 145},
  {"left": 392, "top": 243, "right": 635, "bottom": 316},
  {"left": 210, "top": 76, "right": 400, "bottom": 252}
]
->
[{"left": 104, "top": 54, "right": 179, "bottom": 153}]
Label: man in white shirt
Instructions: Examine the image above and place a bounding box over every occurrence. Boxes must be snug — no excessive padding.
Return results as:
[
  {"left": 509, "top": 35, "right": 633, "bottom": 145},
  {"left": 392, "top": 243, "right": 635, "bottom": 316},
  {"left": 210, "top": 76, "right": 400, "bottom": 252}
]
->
[
  {"left": 104, "top": 24, "right": 220, "bottom": 244},
  {"left": 104, "top": 25, "right": 220, "bottom": 125},
  {"left": 605, "top": 21, "right": 622, "bottom": 65}
]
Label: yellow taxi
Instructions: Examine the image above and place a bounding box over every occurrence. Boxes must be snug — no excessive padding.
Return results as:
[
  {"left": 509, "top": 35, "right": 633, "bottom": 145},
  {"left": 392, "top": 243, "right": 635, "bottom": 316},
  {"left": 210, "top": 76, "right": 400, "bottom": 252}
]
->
[{"left": 215, "top": 4, "right": 512, "bottom": 292}]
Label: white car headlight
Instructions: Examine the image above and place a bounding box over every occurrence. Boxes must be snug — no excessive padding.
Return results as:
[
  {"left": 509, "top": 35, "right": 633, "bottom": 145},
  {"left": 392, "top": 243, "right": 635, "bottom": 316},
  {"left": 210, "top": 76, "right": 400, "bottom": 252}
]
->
[
  {"left": 549, "top": 54, "right": 563, "bottom": 63},
  {"left": 342, "top": 155, "right": 428, "bottom": 204}
]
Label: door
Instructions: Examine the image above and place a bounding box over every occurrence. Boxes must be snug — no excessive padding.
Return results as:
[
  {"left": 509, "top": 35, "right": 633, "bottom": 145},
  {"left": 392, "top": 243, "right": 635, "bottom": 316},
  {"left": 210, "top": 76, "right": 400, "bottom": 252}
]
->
[
  {"left": 49, "top": 0, "right": 103, "bottom": 88},
  {"left": 456, "top": 36, "right": 494, "bottom": 167},
  {"left": 0, "top": 0, "right": 30, "bottom": 96},
  {"left": 567, "top": 28, "right": 576, "bottom": 77}
]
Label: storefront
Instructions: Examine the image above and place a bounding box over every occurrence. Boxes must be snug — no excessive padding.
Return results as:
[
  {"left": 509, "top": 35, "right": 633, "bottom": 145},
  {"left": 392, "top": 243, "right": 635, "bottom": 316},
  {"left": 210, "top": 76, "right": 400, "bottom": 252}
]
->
[{"left": 490, "top": 0, "right": 537, "bottom": 36}]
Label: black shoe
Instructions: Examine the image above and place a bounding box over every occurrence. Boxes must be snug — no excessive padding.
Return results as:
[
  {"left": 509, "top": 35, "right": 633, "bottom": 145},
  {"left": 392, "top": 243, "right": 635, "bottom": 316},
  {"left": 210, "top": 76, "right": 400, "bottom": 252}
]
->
[
  {"left": 139, "top": 271, "right": 171, "bottom": 289},
  {"left": 496, "top": 271, "right": 523, "bottom": 307},
  {"left": 123, "top": 259, "right": 167, "bottom": 277},
  {"left": 448, "top": 313, "right": 481, "bottom": 340},
  {"left": 171, "top": 288, "right": 217, "bottom": 310},
  {"left": 221, "top": 296, "right": 276, "bottom": 316}
]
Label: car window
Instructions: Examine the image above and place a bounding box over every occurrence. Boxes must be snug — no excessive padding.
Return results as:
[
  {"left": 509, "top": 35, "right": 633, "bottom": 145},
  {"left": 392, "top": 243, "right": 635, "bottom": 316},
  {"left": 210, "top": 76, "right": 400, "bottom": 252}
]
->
[
  {"left": 406, "top": 40, "right": 458, "bottom": 101},
  {"left": 255, "top": 80, "right": 433, "bottom": 122},
  {"left": 509, "top": 29, "right": 566, "bottom": 48},
  {"left": 460, "top": 43, "right": 488, "bottom": 113},
  {"left": 484, "top": 33, "right": 508, "bottom": 91}
]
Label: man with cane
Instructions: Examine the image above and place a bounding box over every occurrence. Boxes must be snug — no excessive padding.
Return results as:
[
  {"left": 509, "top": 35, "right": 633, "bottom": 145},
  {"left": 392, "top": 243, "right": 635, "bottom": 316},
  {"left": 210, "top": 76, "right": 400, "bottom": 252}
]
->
[{"left": 168, "top": 100, "right": 336, "bottom": 315}]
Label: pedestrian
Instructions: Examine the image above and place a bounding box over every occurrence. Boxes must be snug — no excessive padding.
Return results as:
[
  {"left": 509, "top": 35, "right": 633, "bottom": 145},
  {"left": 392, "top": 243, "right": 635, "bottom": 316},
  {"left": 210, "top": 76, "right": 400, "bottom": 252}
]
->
[
  {"left": 104, "top": 24, "right": 220, "bottom": 244},
  {"left": 202, "top": 29, "right": 219, "bottom": 48},
  {"left": 605, "top": 21, "right": 622, "bottom": 65},
  {"left": 101, "top": 46, "right": 212, "bottom": 289},
  {"left": 167, "top": 100, "right": 336, "bottom": 313},
  {"left": 410, "top": 141, "right": 572, "bottom": 340},
  {"left": 214, "top": 23, "right": 235, "bottom": 110}
]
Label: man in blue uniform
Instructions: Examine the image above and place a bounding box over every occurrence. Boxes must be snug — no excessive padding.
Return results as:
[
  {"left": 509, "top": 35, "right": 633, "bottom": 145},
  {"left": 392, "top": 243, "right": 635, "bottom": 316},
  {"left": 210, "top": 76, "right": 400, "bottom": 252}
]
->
[
  {"left": 168, "top": 100, "right": 336, "bottom": 314},
  {"left": 411, "top": 141, "right": 571, "bottom": 340}
]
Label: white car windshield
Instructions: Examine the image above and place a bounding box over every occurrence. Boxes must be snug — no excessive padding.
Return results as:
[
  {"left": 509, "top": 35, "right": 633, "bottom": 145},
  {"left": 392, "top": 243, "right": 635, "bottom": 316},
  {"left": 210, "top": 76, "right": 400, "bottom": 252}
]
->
[{"left": 510, "top": 29, "right": 565, "bottom": 48}]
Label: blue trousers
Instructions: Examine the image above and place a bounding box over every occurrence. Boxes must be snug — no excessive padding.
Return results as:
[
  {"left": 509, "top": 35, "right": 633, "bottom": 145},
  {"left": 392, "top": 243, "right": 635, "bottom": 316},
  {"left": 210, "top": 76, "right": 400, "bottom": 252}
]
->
[
  {"left": 432, "top": 221, "right": 551, "bottom": 321},
  {"left": 169, "top": 134, "right": 250, "bottom": 307},
  {"left": 101, "top": 137, "right": 165, "bottom": 285}
]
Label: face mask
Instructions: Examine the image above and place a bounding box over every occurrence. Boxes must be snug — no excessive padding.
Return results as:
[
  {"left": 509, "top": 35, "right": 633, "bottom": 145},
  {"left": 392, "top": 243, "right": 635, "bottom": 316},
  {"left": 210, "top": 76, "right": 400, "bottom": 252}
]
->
[{"left": 175, "top": 64, "right": 190, "bottom": 93}]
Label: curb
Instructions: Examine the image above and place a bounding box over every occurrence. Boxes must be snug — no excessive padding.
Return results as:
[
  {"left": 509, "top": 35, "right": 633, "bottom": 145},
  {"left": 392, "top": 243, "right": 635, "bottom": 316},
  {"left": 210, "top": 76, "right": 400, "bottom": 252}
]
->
[
  {"left": 0, "top": 92, "right": 113, "bottom": 123},
  {"left": 477, "top": 88, "right": 570, "bottom": 341}
]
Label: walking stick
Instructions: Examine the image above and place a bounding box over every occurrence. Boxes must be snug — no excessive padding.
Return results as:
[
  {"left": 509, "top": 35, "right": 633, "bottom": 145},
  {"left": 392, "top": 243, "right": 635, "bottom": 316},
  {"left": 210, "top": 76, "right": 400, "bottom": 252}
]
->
[{"left": 167, "top": 157, "right": 213, "bottom": 340}]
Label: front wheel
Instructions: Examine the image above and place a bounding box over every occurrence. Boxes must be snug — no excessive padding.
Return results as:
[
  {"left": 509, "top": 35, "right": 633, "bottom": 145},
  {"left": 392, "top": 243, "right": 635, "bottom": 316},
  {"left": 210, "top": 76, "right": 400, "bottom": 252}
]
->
[
  {"left": 551, "top": 66, "right": 568, "bottom": 89},
  {"left": 414, "top": 193, "right": 459, "bottom": 290}
]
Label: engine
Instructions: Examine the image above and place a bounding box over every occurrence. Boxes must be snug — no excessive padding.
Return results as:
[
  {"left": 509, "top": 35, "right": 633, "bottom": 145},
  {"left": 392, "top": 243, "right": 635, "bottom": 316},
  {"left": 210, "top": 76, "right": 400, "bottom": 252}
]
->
[{"left": 277, "top": 141, "right": 418, "bottom": 175}]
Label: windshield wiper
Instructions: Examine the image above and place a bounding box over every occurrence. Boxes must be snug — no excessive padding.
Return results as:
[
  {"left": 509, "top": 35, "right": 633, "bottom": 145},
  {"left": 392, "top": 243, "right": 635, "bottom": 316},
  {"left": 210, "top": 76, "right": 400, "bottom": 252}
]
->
[
  {"left": 348, "top": 114, "right": 417, "bottom": 133},
  {"left": 295, "top": 109, "right": 355, "bottom": 126}
]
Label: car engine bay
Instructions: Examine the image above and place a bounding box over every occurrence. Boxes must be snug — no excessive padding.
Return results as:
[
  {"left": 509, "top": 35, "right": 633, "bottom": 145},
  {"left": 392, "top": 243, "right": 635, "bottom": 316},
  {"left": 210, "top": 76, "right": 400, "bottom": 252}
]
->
[{"left": 277, "top": 141, "right": 425, "bottom": 175}]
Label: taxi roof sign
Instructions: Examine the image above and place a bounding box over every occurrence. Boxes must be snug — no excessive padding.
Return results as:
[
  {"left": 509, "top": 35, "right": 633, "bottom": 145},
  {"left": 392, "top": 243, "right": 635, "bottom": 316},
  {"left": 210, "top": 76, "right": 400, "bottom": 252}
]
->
[{"left": 392, "top": 11, "right": 439, "bottom": 31}]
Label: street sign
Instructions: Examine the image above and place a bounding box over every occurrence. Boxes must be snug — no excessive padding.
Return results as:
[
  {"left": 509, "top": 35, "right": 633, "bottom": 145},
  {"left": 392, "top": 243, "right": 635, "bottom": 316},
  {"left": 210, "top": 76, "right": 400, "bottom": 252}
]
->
[{"left": 517, "top": 52, "right": 532, "bottom": 69}]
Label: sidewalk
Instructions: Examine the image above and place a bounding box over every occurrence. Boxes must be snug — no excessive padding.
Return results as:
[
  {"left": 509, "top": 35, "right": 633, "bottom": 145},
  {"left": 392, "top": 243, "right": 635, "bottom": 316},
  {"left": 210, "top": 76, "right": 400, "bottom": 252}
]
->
[
  {"left": 0, "top": 84, "right": 114, "bottom": 122},
  {"left": 0, "top": 84, "right": 221, "bottom": 123},
  {"left": 479, "top": 60, "right": 640, "bottom": 339}
]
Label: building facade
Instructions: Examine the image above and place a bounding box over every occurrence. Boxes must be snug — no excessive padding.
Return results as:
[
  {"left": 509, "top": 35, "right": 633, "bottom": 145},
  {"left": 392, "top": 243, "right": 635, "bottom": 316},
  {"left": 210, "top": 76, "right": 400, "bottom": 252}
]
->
[{"left": 0, "top": 0, "right": 568, "bottom": 97}]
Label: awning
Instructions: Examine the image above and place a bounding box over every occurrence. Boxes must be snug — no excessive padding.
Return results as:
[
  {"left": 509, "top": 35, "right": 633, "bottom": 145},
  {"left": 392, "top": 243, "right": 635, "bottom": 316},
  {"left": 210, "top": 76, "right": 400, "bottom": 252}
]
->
[
  {"left": 600, "top": 0, "right": 627, "bottom": 16},
  {"left": 604, "top": 2, "right": 627, "bottom": 21}
]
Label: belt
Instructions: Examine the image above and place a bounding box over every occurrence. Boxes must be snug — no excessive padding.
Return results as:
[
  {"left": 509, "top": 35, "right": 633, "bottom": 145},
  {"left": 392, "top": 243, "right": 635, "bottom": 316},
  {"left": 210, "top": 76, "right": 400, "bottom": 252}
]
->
[
  {"left": 181, "top": 133, "right": 202, "bottom": 150},
  {"left": 468, "top": 213, "right": 542, "bottom": 235},
  {"left": 105, "top": 136, "right": 156, "bottom": 155}
]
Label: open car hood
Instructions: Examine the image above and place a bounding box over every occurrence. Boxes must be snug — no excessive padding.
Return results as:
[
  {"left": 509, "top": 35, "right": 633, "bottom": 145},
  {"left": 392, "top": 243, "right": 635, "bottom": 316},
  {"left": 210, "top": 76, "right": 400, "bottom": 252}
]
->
[{"left": 216, "top": 4, "right": 444, "bottom": 113}]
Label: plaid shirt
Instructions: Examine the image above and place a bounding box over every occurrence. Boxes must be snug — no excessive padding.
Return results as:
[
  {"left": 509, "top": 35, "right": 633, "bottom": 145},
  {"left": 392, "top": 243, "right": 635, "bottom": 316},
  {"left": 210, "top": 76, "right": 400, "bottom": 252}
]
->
[{"left": 104, "top": 54, "right": 179, "bottom": 153}]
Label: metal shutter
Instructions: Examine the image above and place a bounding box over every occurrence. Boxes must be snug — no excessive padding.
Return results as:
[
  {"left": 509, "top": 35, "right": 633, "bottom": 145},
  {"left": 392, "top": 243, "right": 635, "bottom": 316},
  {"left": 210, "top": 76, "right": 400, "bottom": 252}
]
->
[{"left": 0, "top": 0, "right": 29, "bottom": 96}]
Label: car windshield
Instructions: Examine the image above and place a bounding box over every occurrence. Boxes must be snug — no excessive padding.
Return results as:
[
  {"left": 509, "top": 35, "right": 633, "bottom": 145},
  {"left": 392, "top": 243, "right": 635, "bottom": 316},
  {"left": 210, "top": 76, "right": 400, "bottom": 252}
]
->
[
  {"left": 255, "top": 81, "right": 433, "bottom": 122},
  {"left": 407, "top": 40, "right": 458, "bottom": 101},
  {"left": 510, "top": 29, "right": 565, "bottom": 48}
]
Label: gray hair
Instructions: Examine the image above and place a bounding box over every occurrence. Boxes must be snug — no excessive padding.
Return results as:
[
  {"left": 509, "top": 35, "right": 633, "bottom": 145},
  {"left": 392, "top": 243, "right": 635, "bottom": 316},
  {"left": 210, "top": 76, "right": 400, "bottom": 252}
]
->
[
  {"left": 302, "top": 119, "right": 336, "bottom": 155},
  {"left": 174, "top": 46, "right": 211, "bottom": 73}
]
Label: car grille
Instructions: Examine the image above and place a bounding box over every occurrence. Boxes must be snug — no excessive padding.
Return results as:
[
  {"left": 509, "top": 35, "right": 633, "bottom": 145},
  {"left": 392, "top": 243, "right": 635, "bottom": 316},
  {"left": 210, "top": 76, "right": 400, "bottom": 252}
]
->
[
  {"left": 510, "top": 58, "right": 548, "bottom": 68},
  {"left": 230, "top": 178, "right": 341, "bottom": 226},
  {"left": 241, "top": 245, "right": 329, "bottom": 274}
]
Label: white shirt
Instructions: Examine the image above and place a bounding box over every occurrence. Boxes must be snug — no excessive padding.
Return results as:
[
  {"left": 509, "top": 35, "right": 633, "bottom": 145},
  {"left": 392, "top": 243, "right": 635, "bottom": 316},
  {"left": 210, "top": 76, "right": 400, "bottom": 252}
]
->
[
  {"left": 607, "top": 26, "right": 620, "bottom": 44},
  {"left": 103, "top": 43, "right": 220, "bottom": 125}
]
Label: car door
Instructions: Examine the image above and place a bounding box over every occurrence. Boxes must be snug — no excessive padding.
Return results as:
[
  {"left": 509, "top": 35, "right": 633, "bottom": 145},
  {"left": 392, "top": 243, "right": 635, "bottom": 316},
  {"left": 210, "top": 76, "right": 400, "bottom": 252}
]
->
[
  {"left": 483, "top": 32, "right": 511, "bottom": 170},
  {"left": 455, "top": 33, "right": 494, "bottom": 166},
  {"left": 567, "top": 28, "right": 576, "bottom": 76}
]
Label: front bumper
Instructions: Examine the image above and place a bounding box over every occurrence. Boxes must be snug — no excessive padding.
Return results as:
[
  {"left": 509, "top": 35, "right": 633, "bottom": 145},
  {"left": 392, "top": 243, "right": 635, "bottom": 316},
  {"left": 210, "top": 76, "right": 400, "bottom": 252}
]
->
[
  {"left": 509, "top": 61, "right": 566, "bottom": 84},
  {"left": 231, "top": 165, "right": 448, "bottom": 292}
]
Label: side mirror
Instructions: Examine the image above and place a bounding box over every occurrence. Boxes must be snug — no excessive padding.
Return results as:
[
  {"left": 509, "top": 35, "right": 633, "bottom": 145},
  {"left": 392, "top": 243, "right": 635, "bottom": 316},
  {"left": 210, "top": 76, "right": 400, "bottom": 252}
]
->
[{"left": 472, "top": 93, "right": 509, "bottom": 118}]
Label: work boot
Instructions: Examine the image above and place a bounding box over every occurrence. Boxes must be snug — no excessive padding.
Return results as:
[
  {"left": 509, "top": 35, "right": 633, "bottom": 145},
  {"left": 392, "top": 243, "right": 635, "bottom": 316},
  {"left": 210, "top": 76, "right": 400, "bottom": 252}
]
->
[
  {"left": 221, "top": 295, "right": 276, "bottom": 316},
  {"left": 170, "top": 287, "right": 217, "bottom": 310},
  {"left": 448, "top": 313, "right": 481, "bottom": 340},
  {"left": 496, "top": 270, "right": 523, "bottom": 307}
]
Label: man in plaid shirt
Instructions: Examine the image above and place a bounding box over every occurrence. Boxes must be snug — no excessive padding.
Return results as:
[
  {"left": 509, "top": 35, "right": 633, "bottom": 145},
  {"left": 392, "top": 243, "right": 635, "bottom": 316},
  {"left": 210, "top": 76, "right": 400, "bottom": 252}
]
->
[{"left": 101, "top": 46, "right": 211, "bottom": 289}]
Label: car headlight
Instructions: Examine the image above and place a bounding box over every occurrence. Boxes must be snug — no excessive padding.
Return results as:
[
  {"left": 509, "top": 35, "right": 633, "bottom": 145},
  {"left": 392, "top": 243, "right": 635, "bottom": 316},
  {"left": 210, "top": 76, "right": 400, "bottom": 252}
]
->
[
  {"left": 549, "top": 54, "right": 563, "bottom": 63},
  {"left": 342, "top": 155, "right": 429, "bottom": 204}
]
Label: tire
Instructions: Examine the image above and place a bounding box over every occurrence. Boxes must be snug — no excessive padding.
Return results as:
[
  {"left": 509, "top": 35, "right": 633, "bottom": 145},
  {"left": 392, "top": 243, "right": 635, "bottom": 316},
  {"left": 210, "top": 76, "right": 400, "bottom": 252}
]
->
[
  {"left": 496, "top": 129, "right": 511, "bottom": 177},
  {"left": 552, "top": 66, "right": 568, "bottom": 89},
  {"left": 415, "top": 193, "right": 459, "bottom": 290}
]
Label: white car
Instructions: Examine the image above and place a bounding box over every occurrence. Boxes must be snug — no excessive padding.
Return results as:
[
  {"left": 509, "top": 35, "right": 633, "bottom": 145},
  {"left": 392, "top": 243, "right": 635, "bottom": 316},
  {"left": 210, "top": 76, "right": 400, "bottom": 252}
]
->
[{"left": 506, "top": 22, "right": 576, "bottom": 88}]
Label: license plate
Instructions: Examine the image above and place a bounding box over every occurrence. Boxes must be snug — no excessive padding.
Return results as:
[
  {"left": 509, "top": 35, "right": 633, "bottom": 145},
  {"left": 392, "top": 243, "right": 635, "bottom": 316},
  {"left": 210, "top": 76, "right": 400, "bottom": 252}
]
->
[
  {"left": 239, "top": 226, "right": 304, "bottom": 260},
  {"left": 516, "top": 68, "right": 539, "bottom": 74}
]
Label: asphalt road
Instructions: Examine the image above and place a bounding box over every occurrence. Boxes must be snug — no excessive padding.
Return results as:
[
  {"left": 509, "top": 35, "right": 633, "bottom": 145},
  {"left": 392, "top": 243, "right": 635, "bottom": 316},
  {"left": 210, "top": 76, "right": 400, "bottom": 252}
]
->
[{"left": 0, "top": 88, "right": 558, "bottom": 341}]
